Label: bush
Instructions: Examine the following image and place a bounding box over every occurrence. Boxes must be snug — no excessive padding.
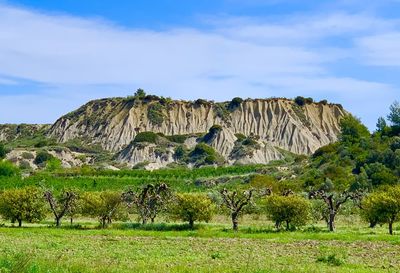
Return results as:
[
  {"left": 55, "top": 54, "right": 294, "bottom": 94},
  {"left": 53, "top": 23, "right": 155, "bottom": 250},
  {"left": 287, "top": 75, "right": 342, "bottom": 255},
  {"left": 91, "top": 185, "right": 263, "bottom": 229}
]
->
[
  {"left": 189, "top": 143, "right": 224, "bottom": 166},
  {"left": 0, "top": 187, "right": 46, "bottom": 227},
  {"left": 147, "top": 103, "right": 165, "bottom": 126},
  {"left": 170, "top": 193, "right": 215, "bottom": 228},
  {"left": 34, "top": 150, "right": 54, "bottom": 165},
  {"left": 21, "top": 152, "right": 34, "bottom": 160},
  {"left": 265, "top": 195, "right": 311, "bottom": 230},
  {"left": 46, "top": 158, "right": 62, "bottom": 171},
  {"left": 0, "top": 161, "right": 20, "bottom": 177},
  {"left": 194, "top": 99, "right": 209, "bottom": 107},
  {"left": 228, "top": 97, "right": 243, "bottom": 111},
  {"left": 133, "top": 132, "right": 158, "bottom": 144},
  {"left": 202, "top": 125, "right": 222, "bottom": 143},
  {"left": 0, "top": 143, "right": 6, "bottom": 159},
  {"left": 294, "top": 96, "right": 306, "bottom": 106},
  {"left": 166, "top": 135, "right": 187, "bottom": 144},
  {"left": 134, "top": 88, "right": 146, "bottom": 99}
]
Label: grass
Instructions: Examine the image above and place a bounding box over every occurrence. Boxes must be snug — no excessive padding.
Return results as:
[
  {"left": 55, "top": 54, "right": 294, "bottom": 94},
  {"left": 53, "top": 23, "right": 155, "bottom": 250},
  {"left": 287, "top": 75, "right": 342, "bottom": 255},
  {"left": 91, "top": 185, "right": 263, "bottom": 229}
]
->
[{"left": 0, "top": 216, "right": 399, "bottom": 273}]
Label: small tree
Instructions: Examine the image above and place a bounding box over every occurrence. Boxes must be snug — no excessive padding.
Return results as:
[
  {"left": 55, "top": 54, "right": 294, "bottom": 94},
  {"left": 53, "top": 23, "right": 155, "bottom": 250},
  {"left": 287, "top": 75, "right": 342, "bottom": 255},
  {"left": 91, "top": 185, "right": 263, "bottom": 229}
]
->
[
  {"left": 265, "top": 195, "right": 310, "bottom": 230},
  {"left": 171, "top": 193, "right": 215, "bottom": 228},
  {"left": 134, "top": 88, "right": 146, "bottom": 99},
  {"left": 81, "top": 191, "right": 126, "bottom": 228},
  {"left": 376, "top": 117, "right": 388, "bottom": 132},
  {"left": 0, "top": 187, "right": 46, "bottom": 227},
  {"left": 361, "top": 187, "right": 400, "bottom": 235},
  {"left": 220, "top": 188, "right": 254, "bottom": 231},
  {"left": 44, "top": 189, "right": 77, "bottom": 227},
  {"left": 122, "top": 183, "right": 171, "bottom": 224},
  {"left": 388, "top": 101, "right": 400, "bottom": 126},
  {"left": 309, "top": 190, "right": 362, "bottom": 231}
]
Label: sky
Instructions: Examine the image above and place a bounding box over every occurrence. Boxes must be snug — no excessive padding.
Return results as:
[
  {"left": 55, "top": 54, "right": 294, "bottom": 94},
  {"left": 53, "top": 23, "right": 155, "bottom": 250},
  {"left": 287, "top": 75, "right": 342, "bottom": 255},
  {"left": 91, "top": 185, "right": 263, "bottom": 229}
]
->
[{"left": 0, "top": 0, "right": 399, "bottom": 129}]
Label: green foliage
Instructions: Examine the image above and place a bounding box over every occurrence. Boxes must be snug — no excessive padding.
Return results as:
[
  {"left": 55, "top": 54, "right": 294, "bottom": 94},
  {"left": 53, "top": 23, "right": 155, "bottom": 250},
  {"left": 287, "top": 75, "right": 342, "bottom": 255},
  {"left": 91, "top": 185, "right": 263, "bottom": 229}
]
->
[
  {"left": 361, "top": 186, "right": 400, "bottom": 234},
  {"left": 228, "top": 97, "right": 243, "bottom": 111},
  {"left": 133, "top": 132, "right": 159, "bottom": 144},
  {"left": 165, "top": 134, "right": 187, "bottom": 144},
  {"left": 147, "top": 103, "right": 165, "bottom": 126},
  {"left": 376, "top": 117, "right": 388, "bottom": 132},
  {"left": 174, "top": 145, "right": 188, "bottom": 161},
  {"left": 0, "top": 161, "right": 20, "bottom": 177},
  {"left": 34, "top": 150, "right": 54, "bottom": 165},
  {"left": 21, "top": 152, "right": 34, "bottom": 160},
  {"left": 170, "top": 193, "right": 215, "bottom": 228},
  {"left": 188, "top": 143, "right": 225, "bottom": 166},
  {"left": 81, "top": 191, "right": 127, "bottom": 228},
  {"left": 0, "top": 187, "right": 46, "bottom": 226},
  {"left": 316, "top": 253, "right": 345, "bottom": 266},
  {"left": 294, "top": 96, "right": 313, "bottom": 106},
  {"left": 202, "top": 125, "right": 222, "bottom": 143},
  {"left": 0, "top": 143, "right": 6, "bottom": 159},
  {"left": 340, "top": 115, "right": 370, "bottom": 143},
  {"left": 214, "top": 103, "right": 230, "bottom": 123},
  {"left": 134, "top": 88, "right": 146, "bottom": 99},
  {"left": 46, "top": 158, "right": 62, "bottom": 171},
  {"left": 264, "top": 195, "right": 311, "bottom": 230},
  {"left": 388, "top": 101, "right": 400, "bottom": 126}
]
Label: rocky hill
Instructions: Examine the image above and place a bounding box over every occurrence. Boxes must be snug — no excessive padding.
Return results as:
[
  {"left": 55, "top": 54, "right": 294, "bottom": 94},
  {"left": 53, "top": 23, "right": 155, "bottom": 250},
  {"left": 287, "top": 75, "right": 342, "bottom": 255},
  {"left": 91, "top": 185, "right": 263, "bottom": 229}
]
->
[{"left": 43, "top": 95, "right": 346, "bottom": 169}]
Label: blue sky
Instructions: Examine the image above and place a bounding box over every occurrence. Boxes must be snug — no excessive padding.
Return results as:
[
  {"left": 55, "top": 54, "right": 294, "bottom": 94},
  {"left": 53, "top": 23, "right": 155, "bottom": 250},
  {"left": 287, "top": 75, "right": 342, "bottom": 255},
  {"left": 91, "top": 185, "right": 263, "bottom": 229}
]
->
[{"left": 0, "top": 0, "right": 399, "bottom": 129}]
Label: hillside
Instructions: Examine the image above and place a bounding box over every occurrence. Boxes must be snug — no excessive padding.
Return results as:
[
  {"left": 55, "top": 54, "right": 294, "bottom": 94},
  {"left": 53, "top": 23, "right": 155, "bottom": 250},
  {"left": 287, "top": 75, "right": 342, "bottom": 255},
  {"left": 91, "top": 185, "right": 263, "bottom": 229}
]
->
[{"left": 46, "top": 94, "right": 346, "bottom": 169}]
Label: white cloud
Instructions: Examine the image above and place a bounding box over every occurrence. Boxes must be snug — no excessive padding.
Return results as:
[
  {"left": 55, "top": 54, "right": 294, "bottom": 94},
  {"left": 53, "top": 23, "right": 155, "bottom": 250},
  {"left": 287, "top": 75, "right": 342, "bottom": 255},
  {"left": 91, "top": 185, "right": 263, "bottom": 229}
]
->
[{"left": 0, "top": 3, "right": 398, "bottom": 129}]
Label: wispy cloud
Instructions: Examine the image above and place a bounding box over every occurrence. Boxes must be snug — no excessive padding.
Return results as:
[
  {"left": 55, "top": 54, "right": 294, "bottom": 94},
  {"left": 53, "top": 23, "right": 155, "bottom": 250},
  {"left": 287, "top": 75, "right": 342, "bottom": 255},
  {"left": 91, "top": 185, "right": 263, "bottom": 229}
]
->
[{"left": 0, "top": 3, "right": 398, "bottom": 128}]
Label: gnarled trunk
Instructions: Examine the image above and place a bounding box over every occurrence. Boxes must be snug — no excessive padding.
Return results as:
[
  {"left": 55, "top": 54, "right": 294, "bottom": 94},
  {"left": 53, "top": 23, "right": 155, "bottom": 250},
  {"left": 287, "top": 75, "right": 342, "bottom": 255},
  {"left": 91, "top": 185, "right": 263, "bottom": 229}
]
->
[{"left": 231, "top": 212, "right": 239, "bottom": 231}]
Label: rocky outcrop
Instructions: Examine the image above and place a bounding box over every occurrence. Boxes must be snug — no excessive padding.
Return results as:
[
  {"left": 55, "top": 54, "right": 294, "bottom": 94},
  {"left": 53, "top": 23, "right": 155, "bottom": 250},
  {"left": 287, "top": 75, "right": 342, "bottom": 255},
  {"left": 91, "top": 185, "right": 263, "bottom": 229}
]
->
[{"left": 47, "top": 97, "right": 347, "bottom": 168}]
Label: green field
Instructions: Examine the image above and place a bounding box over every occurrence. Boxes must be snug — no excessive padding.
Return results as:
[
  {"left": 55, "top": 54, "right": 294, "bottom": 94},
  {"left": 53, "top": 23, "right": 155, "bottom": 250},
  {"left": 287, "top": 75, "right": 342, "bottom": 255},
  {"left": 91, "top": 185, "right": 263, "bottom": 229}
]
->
[{"left": 1, "top": 216, "right": 399, "bottom": 273}]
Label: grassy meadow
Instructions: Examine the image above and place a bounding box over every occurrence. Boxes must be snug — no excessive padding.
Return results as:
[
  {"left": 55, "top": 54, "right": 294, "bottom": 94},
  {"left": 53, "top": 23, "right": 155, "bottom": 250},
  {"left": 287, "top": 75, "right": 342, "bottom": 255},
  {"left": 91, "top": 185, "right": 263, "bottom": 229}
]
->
[{"left": 1, "top": 215, "right": 399, "bottom": 273}]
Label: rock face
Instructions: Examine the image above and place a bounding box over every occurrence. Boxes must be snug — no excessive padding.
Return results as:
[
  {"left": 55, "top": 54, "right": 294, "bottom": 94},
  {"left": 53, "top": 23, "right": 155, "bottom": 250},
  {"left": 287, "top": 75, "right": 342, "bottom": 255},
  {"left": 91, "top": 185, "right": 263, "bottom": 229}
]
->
[{"left": 47, "top": 97, "right": 347, "bottom": 168}]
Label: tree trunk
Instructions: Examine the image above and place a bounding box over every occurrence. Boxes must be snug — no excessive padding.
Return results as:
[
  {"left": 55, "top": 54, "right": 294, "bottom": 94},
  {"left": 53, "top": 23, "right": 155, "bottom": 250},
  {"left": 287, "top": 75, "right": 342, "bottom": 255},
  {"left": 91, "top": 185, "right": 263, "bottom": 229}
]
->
[
  {"left": 231, "top": 213, "right": 239, "bottom": 231},
  {"left": 56, "top": 217, "right": 61, "bottom": 228},
  {"left": 18, "top": 219, "right": 22, "bottom": 227},
  {"left": 189, "top": 219, "right": 194, "bottom": 229},
  {"left": 102, "top": 218, "right": 106, "bottom": 229},
  {"left": 369, "top": 221, "right": 377, "bottom": 228},
  {"left": 389, "top": 221, "right": 393, "bottom": 235},
  {"left": 328, "top": 211, "right": 336, "bottom": 232},
  {"left": 70, "top": 217, "right": 73, "bottom": 226},
  {"left": 151, "top": 217, "right": 155, "bottom": 223},
  {"left": 142, "top": 218, "right": 147, "bottom": 225},
  {"left": 275, "top": 221, "right": 281, "bottom": 229},
  {"left": 286, "top": 221, "right": 290, "bottom": 231}
]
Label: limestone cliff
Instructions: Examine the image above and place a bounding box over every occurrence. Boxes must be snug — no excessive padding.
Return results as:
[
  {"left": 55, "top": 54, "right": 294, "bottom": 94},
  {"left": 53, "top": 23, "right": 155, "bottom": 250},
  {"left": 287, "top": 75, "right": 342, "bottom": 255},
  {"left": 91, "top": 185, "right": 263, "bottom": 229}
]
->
[{"left": 47, "top": 96, "right": 347, "bottom": 168}]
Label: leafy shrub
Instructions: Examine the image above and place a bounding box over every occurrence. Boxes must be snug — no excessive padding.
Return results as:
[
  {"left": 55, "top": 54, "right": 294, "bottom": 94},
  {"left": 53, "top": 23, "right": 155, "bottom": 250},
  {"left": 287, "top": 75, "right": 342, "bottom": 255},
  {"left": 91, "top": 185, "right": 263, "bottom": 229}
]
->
[
  {"left": 34, "top": 151, "right": 54, "bottom": 165},
  {"left": 265, "top": 195, "right": 311, "bottom": 230},
  {"left": 21, "top": 152, "right": 34, "bottom": 160},
  {"left": 46, "top": 158, "right": 62, "bottom": 171},
  {"left": 0, "top": 143, "right": 6, "bottom": 159},
  {"left": 19, "top": 160, "right": 31, "bottom": 170},
  {"left": 147, "top": 103, "right": 165, "bottom": 126},
  {"left": 134, "top": 88, "right": 146, "bottom": 99},
  {"left": 202, "top": 125, "right": 222, "bottom": 143},
  {"left": 194, "top": 99, "right": 209, "bottom": 107},
  {"left": 316, "top": 253, "right": 345, "bottom": 266},
  {"left": 0, "top": 161, "right": 20, "bottom": 177},
  {"left": 133, "top": 132, "right": 159, "bottom": 144},
  {"left": 174, "top": 145, "right": 188, "bottom": 161},
  {"left": 189, "top": 143, "right": 224, "bottom": 166},
  {"left": 170, "top": 193, "right": 215, "bottom": 228},
  {"left": 228, "top": 97, "right": 243, "bottom": 111},
  {"left": 166, "top": 134, "right": 187, "bottom": 144},
  {"left": 319, "top": 99, "right": 328, "bottom": 105},
  {"left": 294, "top": 96, "right": 306, "bottom": 106},
  {"left": 214, "top": 104, "right": 230, "bottom": 122}
]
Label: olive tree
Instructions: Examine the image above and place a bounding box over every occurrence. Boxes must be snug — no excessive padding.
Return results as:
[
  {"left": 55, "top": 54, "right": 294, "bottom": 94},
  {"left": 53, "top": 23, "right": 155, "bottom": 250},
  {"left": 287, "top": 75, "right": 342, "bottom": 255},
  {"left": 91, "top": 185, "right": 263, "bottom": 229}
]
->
[
  {"left": 44, "top": 189, "right": 77, "bottom": 227},
  {"left": 361, "top": 187, "right": 400, "bottom": 235},
  {"left": 220, "top": 188, "right": 254, "bottom": 231},
  {"left": 122, "top": 183, "right": 171, "bottom": 224},
  {"left": 0, "top": 187, "right": 46, "bottom": 227},
  {"left": 265, "top": 195, "right": 310, "bottom": 230},
  {"left": 170, "top": 193, "right": 215, "bottom": 229},
  {"left": 81, "top": 191, "right": 126, "bottom": 228},
  {"left": 308, "top": 190, "right": 363, "bottom": 232}
]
